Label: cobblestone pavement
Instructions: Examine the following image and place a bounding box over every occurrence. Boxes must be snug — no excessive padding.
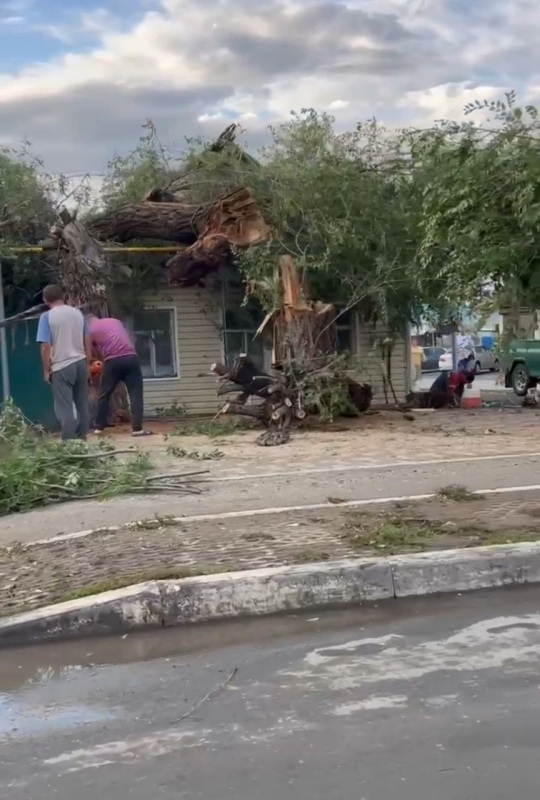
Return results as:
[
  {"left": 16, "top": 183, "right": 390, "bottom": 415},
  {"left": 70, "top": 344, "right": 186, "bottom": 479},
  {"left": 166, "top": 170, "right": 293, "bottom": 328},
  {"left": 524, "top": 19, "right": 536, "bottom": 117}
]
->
[
  {"left": 2, "top": 490, "right": 540, "bottom": 617},
  {"left": 3, "top": 407, "right": 540, "bottom": 547},
  {"left": 110, "top": 406, "right": 540, "bottom": 477}
]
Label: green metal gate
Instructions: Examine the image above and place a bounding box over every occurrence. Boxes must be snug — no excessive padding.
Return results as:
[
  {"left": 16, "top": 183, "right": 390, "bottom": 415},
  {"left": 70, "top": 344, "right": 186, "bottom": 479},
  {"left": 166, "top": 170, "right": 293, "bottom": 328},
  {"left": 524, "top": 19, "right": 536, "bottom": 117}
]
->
[{"left": 0, "top": 319, "right": 57, "bottom": 429}]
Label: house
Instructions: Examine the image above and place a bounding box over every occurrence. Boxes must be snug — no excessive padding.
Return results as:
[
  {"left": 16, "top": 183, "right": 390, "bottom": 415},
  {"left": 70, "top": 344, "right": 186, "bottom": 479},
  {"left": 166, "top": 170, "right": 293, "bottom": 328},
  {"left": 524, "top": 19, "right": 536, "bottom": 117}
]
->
[
  {"left": 127, "top": 271, "right": 411, "bottom": 417},
  {"left": 0, "top": 270, "right": 412, "bottom": 425}
]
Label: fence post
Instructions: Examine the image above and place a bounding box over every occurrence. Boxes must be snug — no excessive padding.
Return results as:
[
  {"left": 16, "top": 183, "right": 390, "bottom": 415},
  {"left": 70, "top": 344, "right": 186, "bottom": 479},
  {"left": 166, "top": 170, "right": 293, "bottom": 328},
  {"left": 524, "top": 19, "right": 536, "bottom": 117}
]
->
[{"left": 0, "top": 262, "right": 10, "bottom": 402}]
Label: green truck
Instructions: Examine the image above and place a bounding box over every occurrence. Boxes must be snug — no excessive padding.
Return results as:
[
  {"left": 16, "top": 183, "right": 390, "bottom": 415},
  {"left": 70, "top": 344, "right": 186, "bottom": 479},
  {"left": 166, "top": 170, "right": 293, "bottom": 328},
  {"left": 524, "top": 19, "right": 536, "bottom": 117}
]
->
[{"left": 504, "top": 339, "right": 540, "bottom": 395}]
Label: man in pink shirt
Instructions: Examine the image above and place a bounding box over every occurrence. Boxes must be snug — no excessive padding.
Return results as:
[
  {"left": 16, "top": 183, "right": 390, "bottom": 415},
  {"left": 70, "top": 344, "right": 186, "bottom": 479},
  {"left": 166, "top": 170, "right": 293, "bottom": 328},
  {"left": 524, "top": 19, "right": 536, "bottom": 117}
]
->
[{"left": 83, "top": 309, "right": 152, "bottom": 436}]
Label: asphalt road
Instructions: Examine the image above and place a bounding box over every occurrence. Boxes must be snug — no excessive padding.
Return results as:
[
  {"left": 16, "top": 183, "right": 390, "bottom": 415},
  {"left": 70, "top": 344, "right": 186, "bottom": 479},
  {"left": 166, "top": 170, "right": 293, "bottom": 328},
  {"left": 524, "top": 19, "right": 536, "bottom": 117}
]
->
[
  {"left": 2, "top": 450, "right": 540, "bottom": 544},
  {"left": 3, "top": 586, "right": 540, "bottom": 798}
]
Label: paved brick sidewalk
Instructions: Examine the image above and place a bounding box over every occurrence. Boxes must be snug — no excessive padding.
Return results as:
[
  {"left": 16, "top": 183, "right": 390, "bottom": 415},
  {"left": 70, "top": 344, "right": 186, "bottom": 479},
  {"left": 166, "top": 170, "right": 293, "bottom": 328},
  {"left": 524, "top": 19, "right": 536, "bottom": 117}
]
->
[
  {"left": 97, "top": 407, "right": 540, "bottom": 478},
  {"left": 2, "top": 489, "right": 540, "bottom": 617}
]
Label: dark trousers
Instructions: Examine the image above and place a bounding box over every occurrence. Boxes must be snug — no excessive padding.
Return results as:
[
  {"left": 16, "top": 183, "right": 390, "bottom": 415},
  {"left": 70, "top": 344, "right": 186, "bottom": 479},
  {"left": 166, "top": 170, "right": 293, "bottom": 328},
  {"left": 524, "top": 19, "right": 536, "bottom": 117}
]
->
[{"left": 95, "top": 355, "right": 144, "bottom": 431}]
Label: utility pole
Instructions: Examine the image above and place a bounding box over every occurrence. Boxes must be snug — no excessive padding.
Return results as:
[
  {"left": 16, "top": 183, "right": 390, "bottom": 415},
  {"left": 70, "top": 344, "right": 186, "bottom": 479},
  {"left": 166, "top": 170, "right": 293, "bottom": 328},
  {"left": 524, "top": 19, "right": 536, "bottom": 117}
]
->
[
  {"left": 451, "top": 319, "right": 458, "bottom": 370},
  {"left": 0, "top": 261, "right": 10, "bottom": 402}
]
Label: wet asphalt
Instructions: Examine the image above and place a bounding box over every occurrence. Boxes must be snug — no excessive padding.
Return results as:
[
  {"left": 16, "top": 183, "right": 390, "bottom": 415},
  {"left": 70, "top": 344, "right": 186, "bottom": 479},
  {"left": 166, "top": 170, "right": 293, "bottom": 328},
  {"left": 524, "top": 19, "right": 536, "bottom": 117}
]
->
[{"left": 3, "top": 586, "right": 540, "bottom": 799}]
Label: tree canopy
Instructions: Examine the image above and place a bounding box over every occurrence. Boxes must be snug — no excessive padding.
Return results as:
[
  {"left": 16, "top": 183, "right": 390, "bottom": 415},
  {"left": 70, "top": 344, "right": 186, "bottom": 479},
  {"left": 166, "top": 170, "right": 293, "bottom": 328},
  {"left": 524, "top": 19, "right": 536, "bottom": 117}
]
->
[
  {"left": 3, "top": 91, "right": 540, "bottom": 327},
  {"left": 412, "top": 91, "right": 540, "bottom": 311}
]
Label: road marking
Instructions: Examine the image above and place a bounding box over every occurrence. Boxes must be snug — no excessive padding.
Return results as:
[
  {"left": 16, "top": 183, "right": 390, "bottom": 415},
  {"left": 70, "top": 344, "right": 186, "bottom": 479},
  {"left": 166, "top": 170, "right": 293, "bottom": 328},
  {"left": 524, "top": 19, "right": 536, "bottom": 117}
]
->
[
  {"left": 204, "top": 451, "right": 540, "bottom": 482},
  {"left": 29, "top": 483, "right": 540, "bottom": 547}
]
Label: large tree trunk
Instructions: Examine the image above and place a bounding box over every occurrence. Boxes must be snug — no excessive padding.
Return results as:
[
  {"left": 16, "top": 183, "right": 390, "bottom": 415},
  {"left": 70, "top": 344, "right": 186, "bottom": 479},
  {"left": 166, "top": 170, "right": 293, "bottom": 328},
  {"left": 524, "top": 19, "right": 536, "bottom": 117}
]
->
[
  {"left": 51, "top": 210, "right": 129, "bottom": 425},
  {"left": 87, "top": 188, "right": 271, "bottom": 250},
  {"left": 88, "top": 201, "right": 204, "bottom": 244}
]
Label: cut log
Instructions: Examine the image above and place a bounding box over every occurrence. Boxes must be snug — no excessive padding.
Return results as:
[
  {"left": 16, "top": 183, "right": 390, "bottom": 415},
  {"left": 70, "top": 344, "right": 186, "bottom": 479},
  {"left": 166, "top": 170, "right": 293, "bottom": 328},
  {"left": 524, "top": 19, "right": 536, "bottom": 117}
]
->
[
  {"left": 220, "top": 402, "right": 266, "bottom": 420},
  {"left": 210, "top": 362, "right": 230, "bottom": 377}
]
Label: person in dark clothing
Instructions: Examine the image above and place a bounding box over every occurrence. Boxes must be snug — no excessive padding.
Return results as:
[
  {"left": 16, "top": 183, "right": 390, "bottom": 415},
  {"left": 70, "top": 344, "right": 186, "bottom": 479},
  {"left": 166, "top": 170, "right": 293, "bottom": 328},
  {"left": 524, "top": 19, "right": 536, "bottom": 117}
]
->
[
  {"left": 457, "top": 353, "right": 475, "bottom": 373},
  {"left": 429, "top": 369, "right": 475, "bottom": 406},
  {"left": 83, "top": 310, "right": 152, "bottom": 437}
]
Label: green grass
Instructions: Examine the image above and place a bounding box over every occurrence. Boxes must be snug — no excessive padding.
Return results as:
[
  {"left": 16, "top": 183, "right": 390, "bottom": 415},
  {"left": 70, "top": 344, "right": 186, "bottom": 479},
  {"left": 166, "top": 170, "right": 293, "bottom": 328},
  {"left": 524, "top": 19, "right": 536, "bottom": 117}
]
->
[
  {"left": 167, "top": 419, "right": 242, "bottom": 438},
  {"left": 55, "top": 563, "right": 236, "bottom": 603},
  {"left": 476, "top": 530, "right": 540, "bottom": 546},
  {"left": 345, "top": 518, "right": 440, "bottom": 554},
  {"left": 437, "top": 484, "right": 482, "bottom": 502},
  {"left": 296, "top": 549, "right": 331, "bottom": 563}
]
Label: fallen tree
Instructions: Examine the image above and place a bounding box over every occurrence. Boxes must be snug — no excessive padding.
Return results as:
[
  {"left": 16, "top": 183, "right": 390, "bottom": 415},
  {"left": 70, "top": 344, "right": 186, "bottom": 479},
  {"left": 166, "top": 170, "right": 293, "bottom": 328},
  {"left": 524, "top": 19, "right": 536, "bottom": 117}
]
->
[
  {"left": 87, "top": 186, "right": 271, "bottom": 287},
  {"left": 0, "top": 400, "right": 207, "bottom": 515},
  {"left": 211, "top": 257, "right": 373, "bottom": 445},
  {"left": 212, "top": 353, "right": 372, "bottom": 446}
]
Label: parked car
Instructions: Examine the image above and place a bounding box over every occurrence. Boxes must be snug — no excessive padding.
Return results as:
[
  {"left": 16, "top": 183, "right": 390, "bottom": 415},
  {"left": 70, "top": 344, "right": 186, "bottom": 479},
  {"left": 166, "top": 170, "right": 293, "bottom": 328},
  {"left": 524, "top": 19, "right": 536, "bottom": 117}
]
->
[
  {"left": 439, "top": 346, "right": 500, "bottom": 373},
  {"left": 471, "top": 346, "right": 500, "bottom": 373},
  {"left": 421, "top": 346, "right": 447, "bottom": 372},
  {"left": 504, "top": 339, "right": 540, "bottom": 395}
]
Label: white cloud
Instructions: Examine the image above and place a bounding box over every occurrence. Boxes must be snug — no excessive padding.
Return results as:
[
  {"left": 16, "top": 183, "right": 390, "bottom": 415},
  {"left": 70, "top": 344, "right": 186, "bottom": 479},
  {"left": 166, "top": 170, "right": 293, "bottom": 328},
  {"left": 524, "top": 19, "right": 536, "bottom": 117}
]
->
[
  {"left": 0, "top": 16, "right": 24, "bottom": 25},
  {"left": 0, "top": 0, "right": 539, "bottom": 171}
]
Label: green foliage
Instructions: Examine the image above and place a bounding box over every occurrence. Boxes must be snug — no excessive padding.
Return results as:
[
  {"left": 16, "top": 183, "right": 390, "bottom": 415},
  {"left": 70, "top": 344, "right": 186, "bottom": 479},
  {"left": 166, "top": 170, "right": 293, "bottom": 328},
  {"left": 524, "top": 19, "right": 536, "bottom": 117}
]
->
[
  {"left": 284, "top": 352, "right": 359, "bottom": 422},
  {"left": 412, "top": 90, "right": 540, "bottom": 310},
  {"left": 238, "top": 111, "right": 422, "bottom": 330},
  {"left": 168, "top": 419, "right": 241, "bottom": 438},
  {"left": 0, "top": 399, "right": 152, "bottom": 515},
  {"left": 0, "top": 141, "right": 94, "bottom": 314},
  {"left": 101, "top": 120, "right": 177, "bottom": 208},
  {"left": 3, "top": 89, "right": 530, "bottom": 331},
  {"left": 0, "top": 145, "right": 54, "bottom": 245}
]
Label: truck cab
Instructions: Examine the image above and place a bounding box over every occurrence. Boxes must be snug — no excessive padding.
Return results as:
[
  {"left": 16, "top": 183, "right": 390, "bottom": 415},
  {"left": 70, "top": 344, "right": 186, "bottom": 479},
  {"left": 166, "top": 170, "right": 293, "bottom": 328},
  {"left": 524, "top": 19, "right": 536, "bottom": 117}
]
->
[{"left": 504, "top": 339, "right": 540, "bottom": 395}]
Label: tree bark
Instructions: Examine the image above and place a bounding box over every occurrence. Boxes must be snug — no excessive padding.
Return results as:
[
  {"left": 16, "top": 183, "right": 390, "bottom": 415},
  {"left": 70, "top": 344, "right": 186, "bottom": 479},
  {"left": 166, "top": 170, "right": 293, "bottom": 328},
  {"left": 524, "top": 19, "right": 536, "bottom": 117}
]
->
[
  {"left": 88, "top": 201, "right": 204, "bottom": 244},
  {"left": 51, "top": 210, "right": 129, "bottom": 424},
  {"left": 167, "top": 233, "right": 230, "bottom": 287},
  {"left": 87, "top": 188, "right": 270, "bottom": 249}
]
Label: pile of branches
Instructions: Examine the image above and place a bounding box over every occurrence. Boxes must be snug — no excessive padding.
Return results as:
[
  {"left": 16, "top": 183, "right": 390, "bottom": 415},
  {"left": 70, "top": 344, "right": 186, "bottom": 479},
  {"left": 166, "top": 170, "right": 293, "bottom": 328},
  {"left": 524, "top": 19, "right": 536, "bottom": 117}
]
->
[
  {"left": 212, "top": 354, "right": 372, "bottom": 446},
  {"left": 0, "top": 400, "right": 206, "bottom": 515}
]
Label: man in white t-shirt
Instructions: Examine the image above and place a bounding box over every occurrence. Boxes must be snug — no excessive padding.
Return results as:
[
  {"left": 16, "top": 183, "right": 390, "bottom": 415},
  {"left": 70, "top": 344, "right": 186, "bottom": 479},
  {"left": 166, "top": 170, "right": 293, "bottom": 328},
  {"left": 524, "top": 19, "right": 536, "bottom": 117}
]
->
[{"left": 36, "top": 285, "right": 92, "bottom": 440}]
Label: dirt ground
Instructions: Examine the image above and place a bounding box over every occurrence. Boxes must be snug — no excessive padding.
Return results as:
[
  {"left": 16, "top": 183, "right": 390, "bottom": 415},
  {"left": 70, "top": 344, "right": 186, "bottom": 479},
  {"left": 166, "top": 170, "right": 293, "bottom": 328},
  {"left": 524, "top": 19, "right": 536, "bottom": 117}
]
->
[
  {"left": 93, "top": 405, "right": 540, "bottom": 479},
  {"left": 2, "top": 488, "right": 540, "bottom": 618}
]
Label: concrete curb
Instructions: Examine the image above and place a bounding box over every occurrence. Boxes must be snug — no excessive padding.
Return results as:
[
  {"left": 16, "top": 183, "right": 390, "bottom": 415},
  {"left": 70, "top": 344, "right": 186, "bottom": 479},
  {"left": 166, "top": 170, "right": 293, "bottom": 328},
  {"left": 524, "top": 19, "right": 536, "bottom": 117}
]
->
[{"left": 2, "top": 541, "right": 540, "bottom": 647}]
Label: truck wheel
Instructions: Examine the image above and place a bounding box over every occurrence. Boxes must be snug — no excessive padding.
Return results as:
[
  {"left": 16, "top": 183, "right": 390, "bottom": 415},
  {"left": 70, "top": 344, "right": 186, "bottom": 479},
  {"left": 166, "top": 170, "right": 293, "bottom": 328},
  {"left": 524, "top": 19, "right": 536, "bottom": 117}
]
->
[{"left": 511, "top": 363, "right": 530, "bottom": 396}]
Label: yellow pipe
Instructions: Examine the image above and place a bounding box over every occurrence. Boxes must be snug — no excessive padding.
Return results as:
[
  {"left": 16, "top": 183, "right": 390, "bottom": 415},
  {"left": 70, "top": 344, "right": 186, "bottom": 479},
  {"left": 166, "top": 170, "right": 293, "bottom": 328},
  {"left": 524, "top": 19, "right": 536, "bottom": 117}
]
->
[{"left": 10, "top": 245, "right": 185, "bottom": 254}]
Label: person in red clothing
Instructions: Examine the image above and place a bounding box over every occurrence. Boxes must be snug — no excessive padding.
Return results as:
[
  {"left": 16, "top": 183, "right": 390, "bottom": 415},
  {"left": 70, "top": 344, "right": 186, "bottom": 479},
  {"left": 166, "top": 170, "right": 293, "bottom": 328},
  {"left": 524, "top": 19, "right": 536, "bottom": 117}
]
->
[
  {"left": 83, "top": 309, "right": 152, "bottom": 436},
  {"left": 429, "top": 369, "right": 475, "bottom": 406}
]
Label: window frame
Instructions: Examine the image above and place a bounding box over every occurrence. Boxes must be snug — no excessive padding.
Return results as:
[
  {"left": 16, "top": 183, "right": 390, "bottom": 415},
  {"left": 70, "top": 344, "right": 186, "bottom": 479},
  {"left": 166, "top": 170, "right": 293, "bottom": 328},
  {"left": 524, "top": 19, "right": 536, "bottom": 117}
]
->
[
  {"left": 223, "top": 326, "right": 268, "bottom": 372},
  {"left": 334, "top": 308, "right": 357, "bottom": 356},
  {"left": 126, "top": 306, "right": 180, "bottom": 382},
  {"left": 220, "top": 287, "right": 271, "bottom": 372}
]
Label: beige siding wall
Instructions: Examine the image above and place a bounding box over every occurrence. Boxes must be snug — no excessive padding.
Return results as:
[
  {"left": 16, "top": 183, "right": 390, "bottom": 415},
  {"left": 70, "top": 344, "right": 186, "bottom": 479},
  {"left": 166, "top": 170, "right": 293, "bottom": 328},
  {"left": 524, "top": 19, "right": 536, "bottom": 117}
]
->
[
  {"left": 135, "top": 290, "right": 409, "bottom": 416},
  {"left": 353, "top": 318, "right": 409, "bottom": 402},
  {"left": 134, "top": 287, "right": 223, "bottom": 417}
]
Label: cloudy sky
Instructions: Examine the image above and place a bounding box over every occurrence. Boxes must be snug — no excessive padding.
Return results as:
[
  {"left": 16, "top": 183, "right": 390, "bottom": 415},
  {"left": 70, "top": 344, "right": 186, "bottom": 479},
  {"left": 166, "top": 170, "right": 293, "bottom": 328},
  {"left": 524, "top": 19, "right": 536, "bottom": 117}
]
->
[{"left": 0, "top": 0, "right": 538, "bottom": 175}]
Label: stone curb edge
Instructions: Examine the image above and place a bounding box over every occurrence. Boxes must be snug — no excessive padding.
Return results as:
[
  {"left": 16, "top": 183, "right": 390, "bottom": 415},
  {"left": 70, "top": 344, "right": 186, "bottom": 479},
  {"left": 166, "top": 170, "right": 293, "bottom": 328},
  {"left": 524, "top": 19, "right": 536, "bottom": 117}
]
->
[{"left": 2, "top": 540, "right": 540, "bottom": 647}]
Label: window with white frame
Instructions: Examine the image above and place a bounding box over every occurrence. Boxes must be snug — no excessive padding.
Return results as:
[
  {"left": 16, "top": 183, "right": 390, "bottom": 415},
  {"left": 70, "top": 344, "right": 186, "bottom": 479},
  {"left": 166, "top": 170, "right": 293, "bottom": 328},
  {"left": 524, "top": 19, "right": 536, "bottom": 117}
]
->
[
  {"left": 223, "top": 304, "right": 265, "bottom": 372},
  {"left": 223, "top": 308, "right": 264, "bottom": 371},
  {"left": 128, "top": 309, "right": 178, "bottom": 379}
]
